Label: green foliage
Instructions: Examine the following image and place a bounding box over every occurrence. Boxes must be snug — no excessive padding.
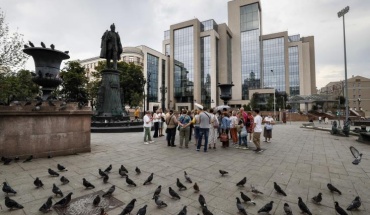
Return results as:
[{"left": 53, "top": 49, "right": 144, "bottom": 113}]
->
[
  {"left": 59, "top": 61, "right": 88, "bottom": 101},
  {"left": 0, "top": 69, "right": 39, "bottom": 104},
  {"left": 249, "top": 93, "right": 258, "bottom": 111}
]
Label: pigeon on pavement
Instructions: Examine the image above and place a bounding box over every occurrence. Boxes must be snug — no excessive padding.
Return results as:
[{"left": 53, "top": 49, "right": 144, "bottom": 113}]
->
[
  {"left": 120, "top": 165, "right": 129, "bottom": 173},
  {"left": 283, "top": 203, "right": 293, "bottom": 215},
  {"left": 236, "top": 177, "right": 247, "bottom": 187},
  {"left": 347, "top": 196, "right": 361, "bottom": 211},
  {"left": 327, "top": 183, "right": 342, "bottom": 195},
  {"left": 176, "top": 178, "right": 187, "bottom": 190},
  {"left": 119, "top": 169, "right": 128, "bottom": 177},
  {"left": 135, "top": 166, "right": 141, "bottom": 174},
  {"left": 54, "top": 192, "right": 73, "bottom": 207},
  {"left": 335, "top": 201, "right": 348, "bottom": 215},
  {"left": 193, "top": 182, "right": 200, "bottom": 192},
  {"left": 154, "top": 195, "right": 168, "bottom": 207},
  {"left": 126, "top": 176, "right": 137, "bottom": 186},
  {"left": 312, "top": 192, "right": 322, "bottom": 204},
  {"left": 34, "top": 177, "right": 44, "bottom": 188},
  {"left": 39, "top": 196, "right": 53, "bottom": 213},
  {"left": 93, "top": 195, "right": 100, "bottom": 207},
  {"left": 240, "top": 192, "right": 256, "bottom": 205},
  {"left": 102, "top": 185, "right": 115, "bottom": 197},
  {"left": 119, "top": 198, "right": 136, "bottom": 215},
  {"left": 104, "top": 164, "right": 112, "bottom": 173},
  {"left": 136, "top": 204, "right": 147, "bottom": 215},
  {"left": 169, "top": 187, "right": 181, "bottom": 199},
  {"left": 99, "top": 169, "right": 108, "bottom": 177},
  {"left": 236, "top": 197, "right": 248, "bottom": 215},
  {"left": 2, "top": 182, "right": 17, "bottom": 195},
  {"left": 52, "top": 184, "right": 63, "bottom": 197},
  {"left": 184, "top": 171, "right": 192, "bottom": 183},
  {"left": 143, "top": 173, "right": 154, "bottom": 185},
  {"left": 48, "top": 168, "right": 59, "bottom": 177},
  {"left": 298, "top": 197, "right": 312, "bottom": 215},
  {"left": 2, "top": 157, "right": 12, "bottom": 165},
  {"left": 83, "top": 178, "right": 95, "bottom": 189},
  {"left": 60, "top": 176, "right": 70, "bottom": 185},
  {"left": 153, "top": 185, "right": 161, "bottom": 199},
  {"left": 103, "top": 174, "right": 109, "bottom": 183},
  {"left": 5, "top": 196, "right": 23, "bottom": 209},
  {"left": 178, "top": 206, "right": 187, "bottom": 215},
  {"left": 23, "top": 155, "right": 33, "bottom": 163},
  {"left": 251, "top": 185, "right": 264, "bottom": 195},
  {"left": 219, "top": 170, "right": 228, "bottom": 176},
  {"left": 57, "top": 164, "right": 67, "bottom": 171},
  {"left": 198, "top": 194, "right": 207, "bottom": 207},
  {"left": 350, "top": 146, "right": 362, "bottom": 165},
  {"left": 274, "top": 182, "right": 287, "bottom": 196},
  {"left": 258, "top": 201, "right": 274, "bottom": 214},
  {"left": 202, "top": 206, "right": 214, "bottom": 215}
]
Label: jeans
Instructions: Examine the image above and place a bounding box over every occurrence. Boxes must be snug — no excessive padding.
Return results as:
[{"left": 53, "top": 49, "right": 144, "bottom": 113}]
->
[
  {"left": 166, "top": 127, "right": 176, "bottom": 146},
  {"left": 144, "top": 127, "right": 152, "bottom": 142},
  {"left": 197, "top": 128, "right": 209, "bottom": 151},
  {"left": 238, "top": 133, "right": 248, "bottom": 147}
]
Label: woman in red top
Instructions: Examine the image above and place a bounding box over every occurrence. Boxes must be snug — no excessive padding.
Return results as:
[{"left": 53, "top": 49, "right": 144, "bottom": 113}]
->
[{"left": 246, "top": 112, "right": 254, "bottom": 143}]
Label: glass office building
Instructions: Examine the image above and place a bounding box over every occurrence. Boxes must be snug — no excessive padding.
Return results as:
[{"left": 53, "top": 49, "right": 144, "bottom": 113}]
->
[
  {"left": 263, "top": 37, "right": 285, "bottom": 92},
  {"left": 289, "top": 46, "right": 300, "bottom": 96},
  {"left": 147, "top": 53, "right": 159, "bottom": 102},
  {"left": 200, "top": 36, "right": 211, "bottom": 108}
]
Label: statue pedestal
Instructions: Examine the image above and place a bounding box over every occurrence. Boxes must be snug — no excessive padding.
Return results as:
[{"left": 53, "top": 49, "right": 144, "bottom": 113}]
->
[{"left": 0, "top": 103, "right": 92, "bottom": 158}]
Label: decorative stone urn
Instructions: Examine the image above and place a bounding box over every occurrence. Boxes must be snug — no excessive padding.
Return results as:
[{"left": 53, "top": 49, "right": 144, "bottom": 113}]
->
[
  {"left": 23, "top": 47, "right": 70, "bottom": 100},
  {"left": 218, "top": 83, "right": 234, "bottom": 105}
]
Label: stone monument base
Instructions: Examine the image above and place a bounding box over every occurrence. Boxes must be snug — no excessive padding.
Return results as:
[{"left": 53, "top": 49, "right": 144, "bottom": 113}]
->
[{"left": 0, "top": 103, "right": 92, "bottom": 158}]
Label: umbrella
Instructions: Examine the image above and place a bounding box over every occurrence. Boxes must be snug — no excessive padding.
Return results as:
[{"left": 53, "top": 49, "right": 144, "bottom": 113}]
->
[
  {"left": 214, "top": 105, "right": 230, "bottom": 111},
  {"left": 194, "top": 103, "right": 204, "bottom": 110}
]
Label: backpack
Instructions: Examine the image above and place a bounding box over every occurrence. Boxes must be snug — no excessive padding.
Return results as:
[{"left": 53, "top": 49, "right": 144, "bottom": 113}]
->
[{"left": 213, "top": 116, "right": 219, "bottom": 128}]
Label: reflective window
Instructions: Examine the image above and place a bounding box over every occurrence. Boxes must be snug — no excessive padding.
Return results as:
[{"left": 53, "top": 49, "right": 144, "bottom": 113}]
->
[
  {"left": 288, "top": 35, "right": 300, "bottom": 42},
  {"left": 147, "top": 53, "right": 159, "bottom": 102},
  {"left": 201, "top": 19, "right": 218, "bottom": 32},
  {"left": 174, "top": 26, "right": 194, "bottom": 102},
  {"left": 165, "top": 44, "right": 170, "bottom": 56},
  {"left": 201, "top": 36, "right": 211, "bottom": 109},
  {"left": 164, "top": 30, "right": 170, "bottom": 40},
  {"left": 240, "top": 3, "right": 259, "bottom": 32},
  {"left": 289, "top": 46, "right": 300, "bottom": 96},
  {"left": 263, "top": 37, "right": 285, "bottom": 92},
  {"left": 129, "top": 56, "right": 134, "bottom": 62}
]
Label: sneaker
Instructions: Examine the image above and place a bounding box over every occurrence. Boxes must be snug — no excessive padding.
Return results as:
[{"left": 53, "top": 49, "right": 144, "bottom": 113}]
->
[
  {"left": 144, "top": 142, "right": 149, "bottom": 145},
  {"left": 242, "top": 147, "right": 249, "bottom": 150},
  {"left": 196, "top": 149, "right": 200, "bottom": 151},
  {"left": 267, "top": 141, "right": 271, "bottom": 143},
  {"left": 263, "top": 140, "right": 267, "bottom": 142},
  {"left": 235, "top": 146, "right": 241, "bottom": 149},
  {"left": 256, "top": 149, "right": 264, "bottom": 153},
  {"left": 149, "top": 141, "right": 154, "bottom": 143}
]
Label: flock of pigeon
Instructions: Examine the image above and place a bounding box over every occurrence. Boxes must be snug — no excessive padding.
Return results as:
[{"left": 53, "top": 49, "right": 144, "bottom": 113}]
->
[
  {"left": 24, "top": 40, "right": 69, "bottom": 54},
  {"left": 1, "top": 145, "right": 364, "bottom": 214}
]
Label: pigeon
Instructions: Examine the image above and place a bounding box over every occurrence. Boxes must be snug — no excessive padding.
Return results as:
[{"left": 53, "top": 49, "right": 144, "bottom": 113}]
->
[
  {"left": 100, "top": 208, "right": 108, "bottom": 215},
  {"left": 283, "top": 203, "right": 293, "bottom": 215},
  {"left": 48, "top": 168, "right": 59, "bottom": 177},
  {"left": 52, "top": 183, "right": 63, "bottom": 197},
  {"left": 103, "top": 174, "right": 109, "bottom": 183},
  {"left": 126, "top": 176, "right": 137, "bottom": 186},
  {"left": 347, "top": 196, "right": 361, "bottom": 211},
  {"left": 236, "top": 177, "right": 247, "bottom": 187},
  {"left": 4, "top": 196, "right": 23, "bottom": 209},
  {"left": 176, "top": 178, "right": 187, "bottom": 190},
  {"left": 2, "top": 182, "right": 17, "bottom": 195},
  {"left": 99, "top": 168, "right": 107, "bottom": 177},
  {"left": 32, "top": 105, "right": 41, "bottom": 111},
  {"left": 64, "top": 51, "right": 69, "bottom": 54},
  {"left": 104, "top": 164, "right": 112, "bottom": 173},
  {"left": 82, "top": 178, "right": 95, "bottom": 189},
  {"left": 102, "top": 185, "right": 115, "bottom": 197},
  {"left": 93, "top": 195, "right": 100, "bottom": 207},
  {"left": 219, "top": 170, "right": 228, "bottom": 176},
  {"left": 311, "top": 192, "right": 322, "bottom": 204},
  {"left": 136, "top": 204, "right": 147, "bottom": 215},
  {"left": 327, "top": 183, "right": 342, "bottom": 195},
  {"left": 29, "top": 41, "right": 35, "bottom": 47},
  {"left": 240, "top": 192, "right": 256, "bottom": 205},
  {"left": 135, "top": 166, "right": 141, "bottom": 174},
  {"left": 54, "top": 192, "right": 73, "bottom": 207},
  {"left": 153, "top": 185, "right": 162, "bottom": 199},
  {"left": 59, "top": 101, "right": 67, "bottom": 110},
  {"left": 119, "top": 198, "right": 136, "bottom": 215},
  {"left": 39, "top": 196, "right": 53, "bottom": 213},
  {"left": 274, "top": 182, "right": 287, "bottom": 196},
  {"left": 57, "top": 164, "right": 67, "bottom": 171},
  {"left": 202, "top": 206, "right": 214, "bottom": 215},
  {"left": 14, "top": 156, "right": 19, "bottom": 161},
  {"left": 41, "top": 42, "right": 46, "bottom": 48},
  {"left": 119, "top": 169, "right": 127, "bottom": 177},
  {"left": 120, "top": 165, "right": 128, "bottom": 173},
  {"left": 60, "top": 176, "right": 70, "bottom": 185},
  {"left": 169, "top": 187, "right": 181, "bottom": 199},
  {"left": 50, "top": 44, "right": 55, "bottom": 50},
  {"left": 34, "top": 177, "right": 44, "bottom": 188},
  {"left": 350, "top": 146, "right": 362, "bottom": 165},
  {"left": 198, "top": 194, "right": 207, "bottom": 207},
  {"left": 23, "top": 155, "right": 33, "bottom": 162},
  {"left": 193, "top": 182, "right": 200, "bottom": 192},
  {"left": 184, "top": 171, "right": 192, "bottom": 183},
  {"left": 48, "top": 100, "right": 56, "bottom": 106},
  {"left": 258, "top": 201, "right": 274, "bottom": 214},
  {"left": 178, "top": 205, "right": 187, "bottom": 215},
  {"left": 24, "top": 44, "right": 29, "bottom": 49},
  {"left": 3, "top": 157, "right": 12, "bottom": 165},
  {"left": 298, "top": 197, "right": 312, "bottom": 215},
  {"left": 143, "top": 173, "right": 153, "bottom": 185},
  {"left": 24, "top": 100, "right": 32, "bottom": 106},
  {"left": 251, "top": 185, "right": 264, "bottom": 195},
  {"left": 236, "top": 197, "right": 248, "bottom": 215},
  {"left": 154, "top": 195, "right": 168, "bottom": 207},
  {"left": 335, "top": 201, "right": 348, "bottom": 215}
]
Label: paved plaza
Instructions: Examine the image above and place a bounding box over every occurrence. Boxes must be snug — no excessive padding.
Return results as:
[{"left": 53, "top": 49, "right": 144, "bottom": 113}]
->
[{"left": 1, "top": 122, "right": 370, "bottom": 215}]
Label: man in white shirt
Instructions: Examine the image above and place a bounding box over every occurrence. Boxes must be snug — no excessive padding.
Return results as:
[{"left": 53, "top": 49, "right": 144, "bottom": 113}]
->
[
  {"left": 252, "top": 109, "right": 263, "bottom": 153},
  {"left": 143, "top": 111, "right": 154, "bottom": 144}
]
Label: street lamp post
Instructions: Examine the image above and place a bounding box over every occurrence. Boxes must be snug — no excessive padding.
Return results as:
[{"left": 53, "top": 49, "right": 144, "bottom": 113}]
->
[{"left": 338, "top": 6, "right": 350, "bottom": 122}]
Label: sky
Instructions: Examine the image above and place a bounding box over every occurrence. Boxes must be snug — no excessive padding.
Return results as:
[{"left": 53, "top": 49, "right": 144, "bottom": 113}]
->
[{"left": 1, "top": 0, "right": 369, "bottom": 90}]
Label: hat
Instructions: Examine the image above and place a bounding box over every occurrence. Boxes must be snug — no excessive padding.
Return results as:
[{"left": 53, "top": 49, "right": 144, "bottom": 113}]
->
[{"left": 194, "top": 103, "right": 204, "bottom": 110}]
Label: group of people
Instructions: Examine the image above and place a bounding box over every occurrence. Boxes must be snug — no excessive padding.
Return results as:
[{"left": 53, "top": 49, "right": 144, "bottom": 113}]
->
[{"left": 142, "top": 107, "right": 275, "bottom": 153}]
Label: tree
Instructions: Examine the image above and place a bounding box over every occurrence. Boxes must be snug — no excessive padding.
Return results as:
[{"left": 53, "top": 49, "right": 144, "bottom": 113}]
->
[
  {"left": 249, "top": 93, "right": 259, "bottom": 110},
  {"left": 58, "top": 61, "right": 88, "bottom": 102},
  {"left": 0, "top": 9, "right": 28, "bottom": 73}
]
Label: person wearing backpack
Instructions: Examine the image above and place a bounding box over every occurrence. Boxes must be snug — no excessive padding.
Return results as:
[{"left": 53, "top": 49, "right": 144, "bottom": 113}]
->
[{"left": 209, "top": 109, "right": 218, "bottom": 149}]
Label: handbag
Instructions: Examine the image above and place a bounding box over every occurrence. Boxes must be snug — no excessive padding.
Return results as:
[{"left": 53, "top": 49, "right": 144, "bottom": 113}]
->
[
  {"left": 220, "top": 132, "right": 228, "bottom": 142},
  {"left": 265, "top": 123, "right": 273, "bottom": 130}
]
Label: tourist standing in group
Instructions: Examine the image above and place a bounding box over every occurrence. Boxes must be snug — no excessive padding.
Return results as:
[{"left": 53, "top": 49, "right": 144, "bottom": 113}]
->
[
  {"left": 143, "top": 111, "right": 154, "bottom": 144},
  {"left": 216, "top": 110, "right": 222, "bottom": 138},
  {"left": 220, "top": 112, "right": 230, "bottom": 148},
  {"left": 193, "top": 110, "right": 200, "bottom": 146},
  {"left": 178, "top": 109, "right": 192, "bottom": 148},
  {"left": 166, "top": 110, "right": 178, "bottom": 147},
  {"left": 153, "top": 110, "right": 160, "bottom": 138},
  {"left": 197, "top": 107, "right": 211, "bottom": 152},
  {"left": 252, "top": 109, "right": 263, "bottom": 152},
  {"left": 209, "top": 109, "right": 218, "bottom": 149},
  {"left": 246, "top": 111, "right": 254, "bottom": 143},
  {"left": 188, "top": 110, "right": 194, "bottom": 143},
  {"left": 236, "top": 115, "right": 248, "bottom": 149},
  {"left": 157, "top": 108, "right": 165, "bottom": 137},
  {"left": 263, "top": 114, "right": 274, "bottom": 143},
  {"left": 229, "top": 111, "right": 239, "bottom": 146},
  {"left": 134, "top": 108, "right": 140, "bottom": 121}
]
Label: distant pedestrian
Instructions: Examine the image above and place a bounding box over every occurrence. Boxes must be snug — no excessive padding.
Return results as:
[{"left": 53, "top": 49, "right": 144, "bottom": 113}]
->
[
  {"left": 197, "top": 107, "right": 211, "bottom": 152},
  {"left": 143, "top": 111, "right": 154, "bottom": 145},
  {"left": 134, "top": 108, "right": 140, "bottom": 121},
  {"left": 246, "top": 111, "right": 254, "bottom": 144},
  {"left": 209, "top": 109, "right": 218, "bottom": 149},
  {"left": 153, "top": 110, "right": 160, "bottom": 138},
  {"left": 188, "top": 110, "right": 194, "bottom": 142},
  {"left": 166, "top": 110, "right": 178, "bottom": 147},
  {"left": 319, "top": 116, "right": 322, "bottom": 124},
  {"left": 325, "top": 117, "right": 329, "bottom": 124},
  {"left": 263, "top": 114, "right": 274, "bottom": 143},
  {"left": 178, "top": 109, "right": 192, "bottom": 148},
  {"left": 193, "top": 110, "right": 200, "bottom": 146},
  {"left": 220, "top": 112, "right": 230, "bottom": 148},
  {"left": 236, "top": 117, "right": 248, "bottom": 149},
  {"left": 229, "top": 111, "right": 239, "bottom": 145},
  {"left": 157, "top": 108, "right": 165, "bottom": 137},
  {"left": 252, "top": 109, "right": 263, "bottom": 153}
]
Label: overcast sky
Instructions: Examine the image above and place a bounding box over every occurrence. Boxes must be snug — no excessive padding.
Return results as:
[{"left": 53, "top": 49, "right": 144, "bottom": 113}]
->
[{"left": 1, "top": 0, "right": 369, "bottom": 90}]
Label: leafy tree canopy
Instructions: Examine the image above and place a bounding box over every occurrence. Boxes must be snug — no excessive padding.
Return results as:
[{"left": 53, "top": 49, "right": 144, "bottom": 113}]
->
[{"left": 58, "top": 61, "right": 88, "bottom": 102}]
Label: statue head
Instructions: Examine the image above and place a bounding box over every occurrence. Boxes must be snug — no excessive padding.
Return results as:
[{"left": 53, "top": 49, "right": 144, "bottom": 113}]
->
[{"left": 110, "top": 23, "right": 115, "bottom": 31}]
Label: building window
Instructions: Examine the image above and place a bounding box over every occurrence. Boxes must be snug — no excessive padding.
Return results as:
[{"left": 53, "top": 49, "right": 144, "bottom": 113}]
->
[
  {"left": 201, "top": 36, "right": 211, "bottom": 109},
  {"left": 129, "top": 57, "right": 134, "bottom": 62},
  {"left": 165, "top": 44, "right": 170, "bottom": 56},
  {"left": 289, "top": 46, "right": 299, "bottom": 96},
  {"left": 147, "top": 53, "right": 159, "bottom": 102}
]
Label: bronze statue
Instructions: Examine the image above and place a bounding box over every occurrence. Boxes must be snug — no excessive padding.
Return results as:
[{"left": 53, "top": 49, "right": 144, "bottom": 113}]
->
[{"left": 100, "top": 23, "right": 123, "bottom": 69}]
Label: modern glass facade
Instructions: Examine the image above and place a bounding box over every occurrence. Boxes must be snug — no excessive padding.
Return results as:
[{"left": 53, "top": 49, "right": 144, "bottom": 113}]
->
[
  {"left": 201, "top": 19, "right": 218, "bottom": 32},
  {"left": 165, "top": 44, "right": 170, "bottom": 56},
  {"left": 164, "top": 30, "right": 170, "bottom": 40},
  {"left": 288, "top": 34, "right": 300, "bottom": 42},
  {"left": 263, "top": 37, "right": 285, "bottom": 92},
  {"left": 240, "top": 3, "right": 261, "bottom": 100},
  {"left": 289, "top": 46, "right": 300, "bottom": 96},
  {"left": 174, "top": 26, "right": 194, "bottom": 102},
  {"left": 200, "top": 36, "right": 211, "bottom": 109},
  {"left": 147, "top": 53, "right": 159, "bottom": 102}
]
